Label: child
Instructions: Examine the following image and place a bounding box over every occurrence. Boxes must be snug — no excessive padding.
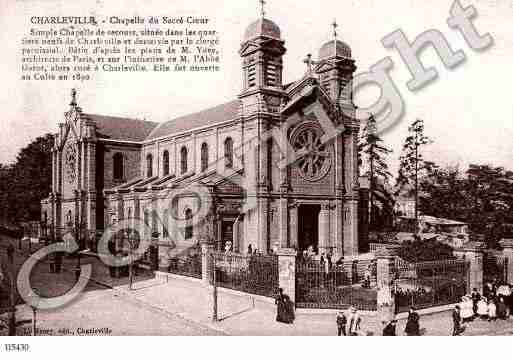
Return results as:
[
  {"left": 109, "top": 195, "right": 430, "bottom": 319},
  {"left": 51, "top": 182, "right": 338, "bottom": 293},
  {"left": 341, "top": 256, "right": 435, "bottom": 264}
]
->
[
  {"left": 477, "top": 297, "right": 488, "bottom": 320},
  {"left": 336, "top": 311, "right": 347, "bottom": 336},
  {"left": 488, "top": 298, "right": 497, "bottom": 322}
]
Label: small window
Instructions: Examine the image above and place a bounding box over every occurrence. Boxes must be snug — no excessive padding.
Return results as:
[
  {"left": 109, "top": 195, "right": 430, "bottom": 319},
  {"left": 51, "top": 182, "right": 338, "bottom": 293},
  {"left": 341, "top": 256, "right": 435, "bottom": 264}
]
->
[
  {"left": 180, "top": 146, "right": 188, "bottom": 174},
  {"left": 201, "top": 143, "right": 209, "bottom": 172},
  {"left": 163, "top": 150, "right": 170, "bottom": 176},
  {"left": 146, "top": 154, "right": 153, "bottom": 178},
  {"left": 113, "top": 153, "right": 124, "bottom": 180},
  {"left": 224, "top": 137, "right": 233, "bottom": 169}
]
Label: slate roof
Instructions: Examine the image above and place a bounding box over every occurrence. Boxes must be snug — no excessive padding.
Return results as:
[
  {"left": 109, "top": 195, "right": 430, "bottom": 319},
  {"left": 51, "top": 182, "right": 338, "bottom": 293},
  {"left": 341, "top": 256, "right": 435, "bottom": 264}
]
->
[
  {"left": 83, "top": 113, "right": 159, "bottom": 142},
  {"left": 146, "top": 100, "right": 241, "bottom": 140}
]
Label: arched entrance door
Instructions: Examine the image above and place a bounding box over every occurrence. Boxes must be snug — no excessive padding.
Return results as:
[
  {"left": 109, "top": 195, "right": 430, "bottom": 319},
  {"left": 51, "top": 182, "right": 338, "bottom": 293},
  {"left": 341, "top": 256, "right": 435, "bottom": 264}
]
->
[{"left": 297, "top": 204, "right": 320, "bottom": 254}]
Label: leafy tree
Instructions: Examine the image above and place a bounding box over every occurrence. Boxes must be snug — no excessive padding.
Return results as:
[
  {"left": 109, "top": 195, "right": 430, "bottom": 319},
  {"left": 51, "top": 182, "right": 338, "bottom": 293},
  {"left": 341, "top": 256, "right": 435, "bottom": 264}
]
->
[
  {"left": 395, "top": 119, "right": 433, "bottom": 227},
  {"left": 397, "top": 238, "right": 455, "bottom": 262},
  {"left": 358, "top": 114, "right": 394, "bottom": 230},
  {"left": 0, "top": 134, "right": 54, "bottom": 223}
]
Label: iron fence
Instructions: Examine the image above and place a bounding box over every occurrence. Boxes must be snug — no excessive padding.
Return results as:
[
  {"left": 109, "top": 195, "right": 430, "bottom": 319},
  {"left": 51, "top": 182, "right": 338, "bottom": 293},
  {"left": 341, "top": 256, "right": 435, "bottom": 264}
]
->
[
  {"left": 393, "top": 259, "right": 468, "bottom": 313},
  {"left": 212, "top": 251, "right": 278, "bottom": 298},
  {"left": 167, "top": 255, "right": 202, "bottom": 279},
  {"left": 295, "top": 258, "right": 378, "bottom": 311}
]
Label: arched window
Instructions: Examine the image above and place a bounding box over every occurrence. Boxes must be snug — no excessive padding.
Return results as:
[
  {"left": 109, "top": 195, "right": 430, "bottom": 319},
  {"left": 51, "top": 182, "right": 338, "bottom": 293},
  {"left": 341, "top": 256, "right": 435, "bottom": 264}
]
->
[
  {"left": 200, "top": 142, "right": 209, "bottom": 172},
  {"left": 184, "top": 208, "right": 193, "bottom": 240},
  {"left": 180, "top": 146, "right": 188, "bottom": 174},
  {"left": 146, "top": 154, "right": 153, "bottom": 178},
  {"left": 163, "top": 150, "right": 170, "bottom": 176},
  {"left": 113, "top": 153, "right": 124, "bottom": 180},
  {"left": 224, "top": 137, "right": 233, "bottom": 169}
]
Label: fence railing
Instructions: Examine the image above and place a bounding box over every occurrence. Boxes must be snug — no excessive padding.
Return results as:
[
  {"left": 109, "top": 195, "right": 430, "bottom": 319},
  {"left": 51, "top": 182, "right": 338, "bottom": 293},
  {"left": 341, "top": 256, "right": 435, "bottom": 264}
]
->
[
  {"left": 483, "top": 252, "right": 508, "bottom": 284},
  {"left": 393, "top": 258, "right": 468, "bottom": 313},
  {"left": 212, "top": 251, "right": 278, "bottom": 298},
  {"left": 295, "top": 258, "right": 378, "bottom": 311},
  {"left": 167, "top": 255, "right": 202, "bottom": 279}
]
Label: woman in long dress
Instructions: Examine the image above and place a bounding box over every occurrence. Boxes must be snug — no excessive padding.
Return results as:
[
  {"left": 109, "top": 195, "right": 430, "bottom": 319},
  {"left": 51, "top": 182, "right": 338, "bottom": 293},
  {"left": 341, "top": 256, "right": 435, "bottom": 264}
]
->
[
  {"left": 460, "top": 296, "right": 474, "bottom": 323},
  {"left": 404, "top": 307, "right": 420, "bottom": 336}
]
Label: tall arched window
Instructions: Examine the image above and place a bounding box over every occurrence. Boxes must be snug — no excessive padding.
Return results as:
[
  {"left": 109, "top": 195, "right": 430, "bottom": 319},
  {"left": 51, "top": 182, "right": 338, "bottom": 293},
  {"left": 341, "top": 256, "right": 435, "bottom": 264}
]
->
[
  {"left": 180, "top": 146, "right": 188, "bottom": 174},
  {"left": 113, "top": 153, "right": 124, "bottom": 180},
  {"left": 146, "top": 154, "right": 153, "bottom": 178},
  {"left": 163, "top": 150, "right": 170, "bottom": 176},
  {"left": 184, "top": 208, "right": 193, "bottom": 240},
  {"left": 200, "top": 142, "right": 209, "bottom": 172},
  {"left": 224, "top": 137, "right": 233, "bottom": 169}
]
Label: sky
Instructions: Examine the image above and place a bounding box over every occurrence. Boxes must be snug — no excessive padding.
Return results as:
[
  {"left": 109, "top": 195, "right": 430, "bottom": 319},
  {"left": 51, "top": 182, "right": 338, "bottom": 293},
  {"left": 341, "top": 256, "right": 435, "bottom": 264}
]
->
[{"left": 1, "top": 0, "right": 512, "bottom": 177}]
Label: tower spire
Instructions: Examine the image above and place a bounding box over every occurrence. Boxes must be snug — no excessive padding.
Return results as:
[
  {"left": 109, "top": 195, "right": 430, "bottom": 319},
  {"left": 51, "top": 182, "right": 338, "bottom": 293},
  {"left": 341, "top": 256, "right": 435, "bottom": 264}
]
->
[
  {"left": 70, "top": 88, "right": 77, "bottom": 107},
  {"left": 260, "top": 0, "right": 266, "bottom": 18},
  {"left": 332, "top": 19, "right": 338, "bottom": 56}
]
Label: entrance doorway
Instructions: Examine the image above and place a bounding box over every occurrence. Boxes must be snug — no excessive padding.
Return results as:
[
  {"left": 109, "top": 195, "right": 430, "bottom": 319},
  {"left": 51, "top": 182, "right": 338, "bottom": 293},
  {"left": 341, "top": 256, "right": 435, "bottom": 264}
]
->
[{"left": 298, "top": 204, "right": 320, "bottom": 254}]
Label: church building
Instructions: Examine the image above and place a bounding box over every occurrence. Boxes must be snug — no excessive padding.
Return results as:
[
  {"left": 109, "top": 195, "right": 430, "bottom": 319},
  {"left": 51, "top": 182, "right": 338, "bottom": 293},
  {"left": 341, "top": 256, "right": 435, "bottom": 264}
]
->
[{"left": 41, "top": 9, "right": 362, "bottom": 260}]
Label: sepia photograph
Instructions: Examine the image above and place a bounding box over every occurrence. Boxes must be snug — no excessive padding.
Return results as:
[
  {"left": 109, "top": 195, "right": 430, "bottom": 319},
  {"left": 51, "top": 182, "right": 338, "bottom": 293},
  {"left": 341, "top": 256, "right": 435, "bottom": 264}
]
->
[{"left": 1, "top": 0, "right": 513, "bottom": 354}]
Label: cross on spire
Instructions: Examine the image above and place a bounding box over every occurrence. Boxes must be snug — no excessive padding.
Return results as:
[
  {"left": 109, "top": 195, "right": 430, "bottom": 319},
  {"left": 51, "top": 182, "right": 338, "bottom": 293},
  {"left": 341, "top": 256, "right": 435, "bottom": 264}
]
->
[
  {"left": 332, "top": 19, "right": 338, "bottom": 41},
  {"left": 70, "top": 88, "right": 77, "bottom": 107},
  {"left": 303, "top": 53, "right": 318, "bottom": 75},
  {"left": 260, "top": 0, "right": 266, "bottom": 18}
]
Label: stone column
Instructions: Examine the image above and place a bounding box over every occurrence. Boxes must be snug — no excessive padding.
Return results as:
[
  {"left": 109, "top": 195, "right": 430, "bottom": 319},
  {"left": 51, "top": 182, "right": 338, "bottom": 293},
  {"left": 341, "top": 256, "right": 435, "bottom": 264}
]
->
[
  {"left": 454, "top": 242, "right": 485, "bottom": 294},
  {"left": 318, "top": 204, "right": 330, "bottom": 255},
  {"left": 201, "top": 243, "right": 214, "bottom": 285},
  {"left": 375, "top": 248, "right": 395, "bottom": 322},
  {"left": 278, "top": 198, "right": 288, "bottom": 248},
  {"left": 277, "top": 248, "right": 297, "bottom": 303},
  {"left": 499, "top": 238, "right": 513, "bottom": 284},
  {"left": 289, "top": 204, "right": 298, "bottom": 250}
]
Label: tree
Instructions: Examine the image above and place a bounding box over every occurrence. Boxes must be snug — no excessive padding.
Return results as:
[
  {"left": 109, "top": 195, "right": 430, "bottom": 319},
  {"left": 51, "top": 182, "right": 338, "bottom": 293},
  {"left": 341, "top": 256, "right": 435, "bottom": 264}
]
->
[
  {"left": 395, "top": 119, "right": 433, "bottom": 228},
  {"left": 358, "top": 114, "right": 394, "bottom": 230},
  {"left": 397, "top": 237, "right": 455, "bottom": 262},
  {"left": 0, "top": 134, "right": 54, "bottom": 224}
]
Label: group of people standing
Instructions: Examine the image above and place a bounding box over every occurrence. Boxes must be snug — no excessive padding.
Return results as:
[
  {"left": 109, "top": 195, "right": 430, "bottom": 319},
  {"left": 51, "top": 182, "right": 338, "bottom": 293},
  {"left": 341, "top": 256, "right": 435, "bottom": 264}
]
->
[{"left": 453, "top": 283, "right": 513, "bottom": 335}]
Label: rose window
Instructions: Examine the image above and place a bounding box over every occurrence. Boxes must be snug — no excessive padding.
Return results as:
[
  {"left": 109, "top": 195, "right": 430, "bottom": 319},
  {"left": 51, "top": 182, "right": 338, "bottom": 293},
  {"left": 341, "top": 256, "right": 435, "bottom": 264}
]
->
[{"left": 291, "top": 123, "right": 331, "bottom": 181}]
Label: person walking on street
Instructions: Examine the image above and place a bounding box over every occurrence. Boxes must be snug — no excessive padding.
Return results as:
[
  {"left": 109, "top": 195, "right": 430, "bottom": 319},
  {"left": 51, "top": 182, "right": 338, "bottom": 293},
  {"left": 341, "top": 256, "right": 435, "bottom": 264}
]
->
[
  {"left": 336, "top": 310, "right": 347, "bottom": 336},
  {"left": 404, "top": 307, "right": 420, "bottom": 336},
  {"left": 488, "top": 298, "right": 497, "bottom": 322},
  {"left": 453, "top": 305, "right": 462, "bottom": 336},
  {"left": 347, "top": 307, "right": 362, "bottom": 336},
  {"left": 383, "top": 319, "right": 397, "bottom": 336},
  {"left": 470, "top": 288, "right": 481, "bottom": 317}
]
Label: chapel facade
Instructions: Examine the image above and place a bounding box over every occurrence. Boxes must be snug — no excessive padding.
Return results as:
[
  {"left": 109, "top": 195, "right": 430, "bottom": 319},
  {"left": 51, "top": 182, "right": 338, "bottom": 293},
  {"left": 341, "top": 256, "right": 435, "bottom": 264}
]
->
[{"left": 41, "top": 12, "right": 362, "bottom": 260}]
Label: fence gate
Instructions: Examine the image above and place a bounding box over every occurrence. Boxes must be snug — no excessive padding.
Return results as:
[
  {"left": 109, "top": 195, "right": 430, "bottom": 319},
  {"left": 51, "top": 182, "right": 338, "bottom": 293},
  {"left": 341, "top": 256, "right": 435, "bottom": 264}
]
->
[
  {"left": 393, "top": 259, "right": 469, "bottom": 313},
  {"left": 212, "top": 251, "right": 278, "bottom": 298},
  {"left": 295, "top": 258, "right": 377, "bottom": 311},
  {"left": 483, "top": 253, "right": 508, "bottom": 284}
]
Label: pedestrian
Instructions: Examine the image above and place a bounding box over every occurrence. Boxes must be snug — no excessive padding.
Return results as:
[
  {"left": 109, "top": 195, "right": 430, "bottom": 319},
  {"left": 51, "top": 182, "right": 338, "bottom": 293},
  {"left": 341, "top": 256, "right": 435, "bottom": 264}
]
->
[
  {"left": 275, "top": 288, "right": 294, "bottom": 324},
  {"left": 477, "top": 297, "right": 488, "bottom": 320},
  {"left": 460, "top": 296, "right": 474, "bottom": 323},
  {"left": 336, "top": 310, "right": 347, "bottom": 336},
  {"left": 452, "top": 305, "right": 462, "bottom": 336},
  {"left": 382, "top": 319, "right": 397, "bottom": 336},
  {"left": 347, "top": 307, "right": 361, "bottom": 336},
  {"left": 404, "top": 307, "right": 420, "bottom": 336},
  {"left": 470, "top": 287, "right": 481, "bottom": 317},
  {"left": 247, "top": 244, "right": 253, "bottom": 256},
  {"left": 496, "top": 296, "right": 508, "bottom": 319},
  {"left": 488, "top": 298, "right": 497, "bottom": 322}
]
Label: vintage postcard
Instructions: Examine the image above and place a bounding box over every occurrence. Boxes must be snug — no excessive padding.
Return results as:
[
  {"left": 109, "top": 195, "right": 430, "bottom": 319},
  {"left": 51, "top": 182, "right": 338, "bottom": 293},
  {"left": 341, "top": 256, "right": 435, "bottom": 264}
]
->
[{"left": 1, "top": 0, "right": 512, "bottom": 353}]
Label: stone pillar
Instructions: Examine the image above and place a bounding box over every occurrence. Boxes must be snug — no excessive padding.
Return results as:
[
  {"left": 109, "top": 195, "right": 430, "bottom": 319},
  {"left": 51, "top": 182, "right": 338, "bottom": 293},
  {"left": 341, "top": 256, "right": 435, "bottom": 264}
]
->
[
  {"left": 454, "top": 242, "right": 485, "bottom": 294},
  {"left": 278, "top": 198, "right": 288, "bottom": 248},
  {"left": 277, "top": 248, "right": 296, "bottom": 303},
  {"left": 289, "top": 204, "right": 298, "bottom": 250},
  {"left": 499, "top": 238, "right": 513, "bottom": 284},
  {"left": 318, "top": 204, "right": 330, "bottom": 255},
  {"left": 201, "top": 243, "right": 214, "bottom": 285},
  {"left": 375, "top": 248, "right": 395, "bottom": 322}
]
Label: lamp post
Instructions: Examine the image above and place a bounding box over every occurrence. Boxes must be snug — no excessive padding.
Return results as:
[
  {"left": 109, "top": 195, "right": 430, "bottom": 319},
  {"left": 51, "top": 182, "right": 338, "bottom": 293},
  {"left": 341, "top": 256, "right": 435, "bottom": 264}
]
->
[
  {"left": 7, "top": 244, "right": 16, "bottom": 336},
  {"left": 211, "top": 253, "right": 218, "bottom": 322},
  {"left": 27, "top": 291, "right": 40, "bottom": 336}
]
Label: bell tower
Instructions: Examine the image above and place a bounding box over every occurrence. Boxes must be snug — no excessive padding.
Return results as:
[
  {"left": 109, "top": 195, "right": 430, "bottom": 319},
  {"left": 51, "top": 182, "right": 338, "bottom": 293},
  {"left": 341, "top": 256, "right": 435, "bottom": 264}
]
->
[{"left": 238, "top": 0, "right": 286, "bottom": 115}]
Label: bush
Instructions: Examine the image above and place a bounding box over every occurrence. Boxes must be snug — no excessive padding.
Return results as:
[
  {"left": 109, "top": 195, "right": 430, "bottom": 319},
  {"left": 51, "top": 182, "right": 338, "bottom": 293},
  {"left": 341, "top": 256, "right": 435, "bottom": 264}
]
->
[{"left": 397, "top": 238, "right": 455, "bottom": 262}]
